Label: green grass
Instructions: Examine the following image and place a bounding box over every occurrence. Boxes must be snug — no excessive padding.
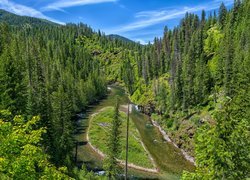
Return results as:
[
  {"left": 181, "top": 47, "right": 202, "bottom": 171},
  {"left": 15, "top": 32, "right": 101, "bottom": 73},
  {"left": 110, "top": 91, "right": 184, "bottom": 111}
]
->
[{"left": 88, "top": 107, "right": 154, "bottom": 169}]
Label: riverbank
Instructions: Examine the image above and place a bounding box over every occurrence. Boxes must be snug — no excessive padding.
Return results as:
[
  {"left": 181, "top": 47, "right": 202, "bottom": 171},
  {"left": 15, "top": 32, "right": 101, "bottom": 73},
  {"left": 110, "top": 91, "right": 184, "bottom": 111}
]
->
[
  {"left": 74, "top": 85, "right": 194, "bottom": 179},
  {"left": 151, "top": 120, "right": 195, "bottom": 164},
  {"left": 120, "top": 103, "right": 195, "bottom": 172},
  {"left": 120, "top": 103, "right": 196, "bottom": 171},
  {"left": 87, "top": 106, "right": 158, "bottom": 173}
]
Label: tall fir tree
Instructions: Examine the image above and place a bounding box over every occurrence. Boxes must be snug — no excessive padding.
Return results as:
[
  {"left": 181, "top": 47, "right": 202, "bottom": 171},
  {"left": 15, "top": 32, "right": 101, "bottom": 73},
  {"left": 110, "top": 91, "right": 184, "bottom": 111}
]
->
[{"left": 104, "top": 96, "right": 122, "bottom": 179}]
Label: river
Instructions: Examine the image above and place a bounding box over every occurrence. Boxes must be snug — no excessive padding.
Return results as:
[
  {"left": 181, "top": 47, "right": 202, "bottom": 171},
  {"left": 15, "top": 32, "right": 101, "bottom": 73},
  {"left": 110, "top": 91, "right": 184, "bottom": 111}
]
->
[{"left": 74, "top": 86, "right": 195, "bottom": 179}]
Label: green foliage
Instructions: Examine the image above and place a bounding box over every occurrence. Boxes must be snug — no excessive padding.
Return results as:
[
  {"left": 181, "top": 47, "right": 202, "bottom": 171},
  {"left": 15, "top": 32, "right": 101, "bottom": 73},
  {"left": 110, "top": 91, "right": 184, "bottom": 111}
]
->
[
  {"left": 154, "top": 76, "right": 170, "bottom": 114},
  {"left": 121, "top": 54, "right": 135, "bottom": 94},
  {"left": 204, "top": 26, "right": 223, "bottom": 56},
  {"left": 0, "top": 9, "right": 59, "bottom": 27},
  {"left": 104, "top": 97, "right": 122, "bottom": 179},
  {"left": 73, "top": 165, "right": 106, "bottom": 180},
  {"left": 130, "top": 78, "right": 154, "bottom": 106},
  {"left": 0, "top": 112, "right": 71, "bottom": 179},
  {"left": 0, "top": 21, "right": 108, "bottom": 170},
  {"left": 0, "top": 37, "right": 26, "bottom": 114},
  {"left": 218, "top": 2, "right": 227, "bottom": 27},
  {"left": 166, "top": 118, "right": 174, "bottom": 129},
  {"left": 89, "top": 107, "right": 153, "bottom": 168},
  {"left": 182, "top": 98, "right": 250, "bottom": 179},
  {"left": 122, "top": 0, "right": 250, "bottom": 166},
  {"left": 51, "top": 85, "right": 74, "bottom": 167},
  {"left": 0, "top": 0, "right": 250, "bottom": 178}
]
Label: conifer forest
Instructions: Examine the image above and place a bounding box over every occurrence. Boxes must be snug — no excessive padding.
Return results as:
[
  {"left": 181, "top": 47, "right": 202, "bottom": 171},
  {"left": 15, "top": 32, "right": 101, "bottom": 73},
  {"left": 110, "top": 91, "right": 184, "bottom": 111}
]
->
[{"left": 0, "top": 0, "right": 249, "bottom": 179}]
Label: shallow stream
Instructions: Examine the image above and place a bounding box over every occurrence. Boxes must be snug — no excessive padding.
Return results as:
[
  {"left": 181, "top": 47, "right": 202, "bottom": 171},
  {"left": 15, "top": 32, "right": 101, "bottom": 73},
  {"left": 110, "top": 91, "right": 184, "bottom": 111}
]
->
[{"left": 74, "top": 86, "right": 194, "bottom": 179}]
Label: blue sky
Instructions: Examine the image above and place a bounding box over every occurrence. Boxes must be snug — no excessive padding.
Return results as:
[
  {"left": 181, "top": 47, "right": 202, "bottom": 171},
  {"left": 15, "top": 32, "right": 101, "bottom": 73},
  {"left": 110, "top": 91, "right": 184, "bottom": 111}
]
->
[{"left": 0, "top": 0, "right": 234, "bottom": 44}]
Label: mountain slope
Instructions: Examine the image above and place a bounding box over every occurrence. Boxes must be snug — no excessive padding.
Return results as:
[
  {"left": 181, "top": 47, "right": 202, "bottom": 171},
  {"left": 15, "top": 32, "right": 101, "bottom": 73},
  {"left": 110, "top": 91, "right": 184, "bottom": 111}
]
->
[
  {"left": 0, "top": 9, "right": 135, "bottom": 45},
  {"left": 0, "top": 9, "right": 59, "bottom": 27},
  {"left": 107, "top": 34, "right": 134, "bottom": 43}
]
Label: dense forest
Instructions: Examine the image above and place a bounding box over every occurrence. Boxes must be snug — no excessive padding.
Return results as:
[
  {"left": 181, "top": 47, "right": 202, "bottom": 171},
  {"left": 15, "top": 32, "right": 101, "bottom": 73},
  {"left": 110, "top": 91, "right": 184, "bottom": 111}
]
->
[{"left": 0, "top": 0, "right": 249, "bottom": 179}]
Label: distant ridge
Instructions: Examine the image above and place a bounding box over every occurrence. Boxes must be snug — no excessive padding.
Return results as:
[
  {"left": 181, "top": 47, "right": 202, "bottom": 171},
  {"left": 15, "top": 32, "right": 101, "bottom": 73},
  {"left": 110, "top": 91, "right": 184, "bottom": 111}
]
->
[
  {"left": 107, "top": 34, "right": 134, "bottom": 43},
  {"left": 0, "top": 9, "right": 135, "bottom": 44},
  {"left": 0, "top": 9, "right": 59, "bottom": 27}
]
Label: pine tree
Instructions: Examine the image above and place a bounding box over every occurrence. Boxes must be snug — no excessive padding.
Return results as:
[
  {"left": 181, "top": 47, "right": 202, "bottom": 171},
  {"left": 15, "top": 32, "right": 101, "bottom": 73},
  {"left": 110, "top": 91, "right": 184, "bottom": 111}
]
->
[
  {"left": 182, "top": 33, "right": 197, "bottom": 111},
  {"left": 0, "top": 39, "right": 26, "bottom": 114},
  {"left": 122, "top": 54, "right": 135, "bottom": 94},
  {"left": 51, "top": 85, "right": 73, "bottom": 167},
  {"left": 182, "top": 97, "right": 250, "bottom": 179},
  {"left": 104, "top": 96, "right": 122, "bottom": 179},
  {"left": 218, "top": 3, "right": 227, "bottom": 27},
  {"left": 223, "top": 25, "right": 234, "bottom": 97}
]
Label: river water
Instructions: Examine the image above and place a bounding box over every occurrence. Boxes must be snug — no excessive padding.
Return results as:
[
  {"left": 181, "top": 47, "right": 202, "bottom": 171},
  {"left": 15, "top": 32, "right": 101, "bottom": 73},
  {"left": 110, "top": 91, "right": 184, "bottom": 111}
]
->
[{"left": 74, "top": 86, "right": 195, "bottom": 179}]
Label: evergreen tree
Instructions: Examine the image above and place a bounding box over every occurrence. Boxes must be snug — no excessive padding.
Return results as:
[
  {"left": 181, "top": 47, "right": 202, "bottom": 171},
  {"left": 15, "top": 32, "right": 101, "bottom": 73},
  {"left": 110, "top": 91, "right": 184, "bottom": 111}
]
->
[
  {"left": 104, "top": 97, "right": 122, "bottom": 179},
  {"left": 0, "top": 41, "right": 26, "bottom": 114},
  {"left": 182, "top": 98, "right": 250, "bottom": 179},
  {"left": 0, "top": 0, "right": 250, "bottom": 178},
  {"left": 218, "top": 3, "right": 227, "bottom": 27},
  {"left": 51, "top": 85, "right": 73, "bottom": 167}
]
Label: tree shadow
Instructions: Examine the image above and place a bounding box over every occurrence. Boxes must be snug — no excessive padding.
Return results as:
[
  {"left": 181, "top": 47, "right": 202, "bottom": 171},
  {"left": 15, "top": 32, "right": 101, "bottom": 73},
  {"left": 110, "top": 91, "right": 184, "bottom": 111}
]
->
[
  {"left": 77, "top": 141, "right": 88, "bottom": 146},
  {"left": 73, "top": 125, "right": 88, "bottom": 135}
]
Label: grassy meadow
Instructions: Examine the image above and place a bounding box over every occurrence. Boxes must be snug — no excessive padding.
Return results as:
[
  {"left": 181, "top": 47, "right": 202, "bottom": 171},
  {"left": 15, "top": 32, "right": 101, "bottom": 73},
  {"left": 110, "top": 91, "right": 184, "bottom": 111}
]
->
[{"left": 88, "top": 107, "right": 154, "bottom": 169}]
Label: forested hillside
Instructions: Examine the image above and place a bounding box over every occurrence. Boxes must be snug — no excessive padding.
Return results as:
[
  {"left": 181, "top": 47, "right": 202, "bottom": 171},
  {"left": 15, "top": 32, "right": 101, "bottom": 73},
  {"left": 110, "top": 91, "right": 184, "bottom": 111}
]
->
[
  {"left": 0, "top": 17, "right": 112, "bottom": 179},
  {"left": 0, "top": 8, "right": 141, "bottom": 179},
  {"left": 120, "top": 0, "right": 250, "bottom": 178},
  {"left": 122, "top": 0, "right": 250, "bottom": 159},
  {"left": 0, "top": 9, "right": 58, "bottom": 27},
  {"left": 0, "top": 0, "right": 249, "bottom": 179}
]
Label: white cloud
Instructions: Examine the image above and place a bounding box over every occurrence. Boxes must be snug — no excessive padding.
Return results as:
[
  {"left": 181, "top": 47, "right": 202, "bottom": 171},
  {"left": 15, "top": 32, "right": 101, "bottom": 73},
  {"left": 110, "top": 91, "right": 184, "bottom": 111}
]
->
[
  {"left": 42, "top": 0, "right": 117, "bottom": 12},
  {"left": 110, "top": 0, "right": 234, "bottom": 33},
  {"left": 214, "top": 0, "right": 234, "bottom": 4},
  {"left": 0, "top": 0, "right": 65, "bottom": 24},
  {"left": 134, "top": 38, "right": 148, "bottom": 45}
]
